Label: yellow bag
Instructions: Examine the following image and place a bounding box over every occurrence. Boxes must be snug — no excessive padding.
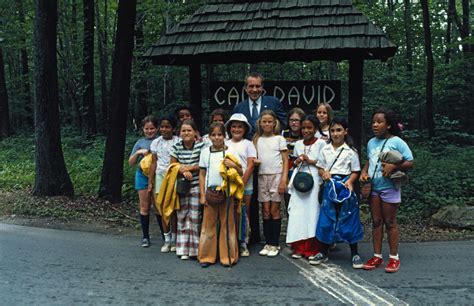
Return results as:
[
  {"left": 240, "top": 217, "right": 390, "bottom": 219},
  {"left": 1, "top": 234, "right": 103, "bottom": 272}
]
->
[{"left": 139, "top": 153, "right": 153, "bottom": 177}]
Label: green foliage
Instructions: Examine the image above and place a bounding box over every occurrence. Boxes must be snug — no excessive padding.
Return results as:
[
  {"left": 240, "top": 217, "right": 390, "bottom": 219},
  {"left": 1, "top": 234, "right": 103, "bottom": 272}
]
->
[
  {"left": 0, "top": 133, "right": 137, "bottom": 200},
  {"left": 399, "top": 139, "right": 474, "bottom": 223},
  {"left": 0, "top": 135, "right": 35, "bottom": 189}
]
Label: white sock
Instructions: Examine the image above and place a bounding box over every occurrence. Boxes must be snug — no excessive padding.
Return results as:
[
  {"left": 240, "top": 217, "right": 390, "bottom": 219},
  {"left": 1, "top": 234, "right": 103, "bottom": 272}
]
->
[
  {"left": 171, "top": 232, "right": 176, "bottom": 243},
  {"left": 389, "top": 254, "right": 399, "bottom": 260},
  {"left": 164, "top": 232, "right": 171, "bottom": 243},
  {"left": 374, "top": 253, "right": 383, "bottom": 259}
]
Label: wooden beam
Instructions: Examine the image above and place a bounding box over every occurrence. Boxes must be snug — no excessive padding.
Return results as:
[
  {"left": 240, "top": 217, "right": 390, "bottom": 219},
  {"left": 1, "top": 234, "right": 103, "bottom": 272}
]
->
[
  {"left": 348, "top": 59, "right": 364, "bottom": 151},
  {"left": 189, "top": 64, "right": 202, "bottom": 131}
]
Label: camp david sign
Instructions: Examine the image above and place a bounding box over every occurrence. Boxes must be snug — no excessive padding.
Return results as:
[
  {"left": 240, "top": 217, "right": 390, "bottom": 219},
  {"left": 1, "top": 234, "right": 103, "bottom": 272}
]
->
[{"left": 209, "top": 81, "right": 341, "bottom": 111}]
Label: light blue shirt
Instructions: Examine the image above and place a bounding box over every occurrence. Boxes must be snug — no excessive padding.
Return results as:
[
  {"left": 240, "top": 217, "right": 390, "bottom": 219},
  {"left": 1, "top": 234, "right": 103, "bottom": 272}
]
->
[
  {"left": 248, "top": 96, "right": 262, "bottom": 117},
  {"left": 367, "top": 136, "right": 413, "bottom": 191}
]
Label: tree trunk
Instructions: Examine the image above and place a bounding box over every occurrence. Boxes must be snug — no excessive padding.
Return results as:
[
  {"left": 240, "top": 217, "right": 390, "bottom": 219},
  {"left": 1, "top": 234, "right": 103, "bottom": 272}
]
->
[
  {"left": 18, "top": 0, "right": 33, "bottom": 128},
  {"left": 33, "top": 0, "right": 74, "bottom": 196},
  {"left": 420, "top": 0, "right": 436, "bottom": 138},
  {"left": 71, "top": 0, "right": 81, "bottom": 130},
  {"left": 95, "top": 0, "right": 109, "bottom": 133},
  {"left": 82, "top": 0, "right": 96, "bottom": 138},
  {"left": 404, "top": 0, "right": 413, "bottom": 72},
  {"left": 134, "top": 10, "right": 148, "bottom": 121},
  {"left": 98, "top": 0, "right": 137, "bottom": 203},
  {"left": 0, "top": 47, "right": 11, "bottom": 139},
  {"left": 461, "top": 0, "right": 471, "bottom": 54},
  {"left": 445, "top": 0, "right": 455, "bottom": 64}
]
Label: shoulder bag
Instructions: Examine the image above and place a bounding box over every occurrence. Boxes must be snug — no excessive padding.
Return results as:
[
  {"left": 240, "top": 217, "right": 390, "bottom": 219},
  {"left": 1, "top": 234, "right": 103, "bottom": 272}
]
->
[
  {"left": 292, "top": 143, "right": 316, "bottom": 193},
  {"left": 176, "top": 145, "right": 193, "bottom": 196}
]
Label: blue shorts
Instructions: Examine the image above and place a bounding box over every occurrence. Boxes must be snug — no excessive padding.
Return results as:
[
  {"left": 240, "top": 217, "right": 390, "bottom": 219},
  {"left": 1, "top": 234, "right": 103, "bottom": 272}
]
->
[
  {"left": 371, "top": 188, "right": 401, "bottom": 204},
  {"left": 135, "top": 170, "right": 148, "bottom": 190}
]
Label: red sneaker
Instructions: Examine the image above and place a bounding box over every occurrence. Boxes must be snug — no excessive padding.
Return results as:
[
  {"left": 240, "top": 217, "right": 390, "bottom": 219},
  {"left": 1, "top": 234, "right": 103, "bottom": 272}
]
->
[
  {"left": 385, "top": 258, "right": 400, "bottom": 273},
  {"left": 363, "top": 256, "right": 384, "bottom": 270}
]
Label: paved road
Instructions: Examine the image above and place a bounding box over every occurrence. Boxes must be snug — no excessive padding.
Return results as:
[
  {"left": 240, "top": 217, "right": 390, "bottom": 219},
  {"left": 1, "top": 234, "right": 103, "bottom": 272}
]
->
[{"left": 1, "top": 223, "right": 472, "bottom": 305}]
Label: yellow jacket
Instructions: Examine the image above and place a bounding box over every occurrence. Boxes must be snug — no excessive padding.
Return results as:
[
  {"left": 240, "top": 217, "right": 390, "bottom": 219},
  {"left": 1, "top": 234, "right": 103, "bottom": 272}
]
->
[
  {"left": 139, "top": 152, "right": 153, "bottom": 177},
  {"left": 219, "top": 153, "right": 244, "bottom": 207},
  {"left": 155, "top": 162, "right": 181, "bottom": 226}
]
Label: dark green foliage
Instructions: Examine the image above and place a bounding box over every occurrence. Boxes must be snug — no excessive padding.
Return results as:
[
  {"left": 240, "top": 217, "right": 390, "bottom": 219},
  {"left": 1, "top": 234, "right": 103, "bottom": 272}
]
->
[
  {"left": 400, "top": 141, "right": 474, "bottom": 223},
  {"left": 0, "top": 134, "right": 135, "bottom": 199}
]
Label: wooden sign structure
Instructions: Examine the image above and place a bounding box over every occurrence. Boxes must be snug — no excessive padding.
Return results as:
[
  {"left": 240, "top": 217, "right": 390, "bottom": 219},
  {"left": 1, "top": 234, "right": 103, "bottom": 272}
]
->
[{"left": 209, "top": 80, "right": 341, "bottom": 112}]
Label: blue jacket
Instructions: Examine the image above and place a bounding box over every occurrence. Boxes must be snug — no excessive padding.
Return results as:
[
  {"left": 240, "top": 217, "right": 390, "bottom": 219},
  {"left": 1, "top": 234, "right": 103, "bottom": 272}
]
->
[
  {"left": 316, "top": 176, "right": 364, "bottom": 244},
  {"left": 233, "top": 95, "right": 286, "bottom": 139}
]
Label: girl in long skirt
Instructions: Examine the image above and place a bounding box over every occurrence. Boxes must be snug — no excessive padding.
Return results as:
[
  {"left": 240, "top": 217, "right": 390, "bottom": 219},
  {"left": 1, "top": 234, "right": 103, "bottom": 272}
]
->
[
  {"left": 169, "top": 119, "right": 205, "bottom": 260},
  {"left": 286, "top": 115, "right": 326, "bottom": 258}
]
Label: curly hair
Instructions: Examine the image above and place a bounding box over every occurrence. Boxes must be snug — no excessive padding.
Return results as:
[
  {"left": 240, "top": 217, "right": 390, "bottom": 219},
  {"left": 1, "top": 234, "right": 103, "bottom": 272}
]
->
[{"left": 372, "top": 107, "right": 402, "bottom": 137}]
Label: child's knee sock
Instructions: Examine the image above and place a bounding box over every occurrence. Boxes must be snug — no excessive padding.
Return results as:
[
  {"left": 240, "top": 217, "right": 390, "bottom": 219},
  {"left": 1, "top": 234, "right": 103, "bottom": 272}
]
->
[
  {"left": 349, "top": 243, "right": 359, "bottom": 257},
  {"left": 263, "top": 219, "right": 271, "bottom": 245},
  {"left": 155, "top": 214, "right": 165, "bottom": 241},
  {"left": 272, "top": 218, "right": 281, "bottom": 246},
  {"left": 140, "top": 214, "right": 150, "bottom": 239}
]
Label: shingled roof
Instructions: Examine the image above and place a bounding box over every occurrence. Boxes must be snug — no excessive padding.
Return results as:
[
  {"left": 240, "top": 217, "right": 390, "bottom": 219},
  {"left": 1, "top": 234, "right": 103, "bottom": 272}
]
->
[{"left": 143, "top": 0, "right": 397, "bottom": 65}]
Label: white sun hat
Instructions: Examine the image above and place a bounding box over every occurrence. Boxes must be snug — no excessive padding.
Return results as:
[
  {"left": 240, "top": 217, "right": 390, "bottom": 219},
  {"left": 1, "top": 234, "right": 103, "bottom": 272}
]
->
[{"left": 224, "top": 113, "right": 252, "bottom": 131}]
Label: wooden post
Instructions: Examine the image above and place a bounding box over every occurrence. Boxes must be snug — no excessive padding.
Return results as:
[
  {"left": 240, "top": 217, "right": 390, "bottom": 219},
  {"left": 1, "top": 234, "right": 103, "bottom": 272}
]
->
[
  {"left": 189, "top": 64, "right": 202, "bottom": 131},
  {"left": 348, "top": 59, "right": 364, "bottom": 151}
]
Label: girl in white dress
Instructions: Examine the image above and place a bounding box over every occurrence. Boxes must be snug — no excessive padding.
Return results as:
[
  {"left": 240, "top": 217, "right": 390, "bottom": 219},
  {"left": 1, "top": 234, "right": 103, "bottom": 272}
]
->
[{"left": 286, "top": 115, "right": 326, "bottom": 258}]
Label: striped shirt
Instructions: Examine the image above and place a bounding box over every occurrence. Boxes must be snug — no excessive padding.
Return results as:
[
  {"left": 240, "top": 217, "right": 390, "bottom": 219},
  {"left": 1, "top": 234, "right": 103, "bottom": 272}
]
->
[{"left": 170, "top": 140, "right": 205, "bottom": 187}]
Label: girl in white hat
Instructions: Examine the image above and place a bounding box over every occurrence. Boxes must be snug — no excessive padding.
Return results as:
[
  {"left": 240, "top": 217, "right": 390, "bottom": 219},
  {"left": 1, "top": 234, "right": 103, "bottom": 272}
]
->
[{"left": 224, "top": 113, "right": 257, "bottom": 257}]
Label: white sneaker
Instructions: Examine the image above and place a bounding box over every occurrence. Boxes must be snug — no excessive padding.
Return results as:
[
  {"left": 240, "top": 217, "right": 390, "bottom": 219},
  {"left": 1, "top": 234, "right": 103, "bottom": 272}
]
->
[
  {"left": 180, "top": 255, "right": 189, "bottom": 260},
  {"left": 161, "top": 243, "right": 171, "bottom": 253},
  {"left": 170, "top": 244, "right": 176, "bottom": 252},
  {"left": 267, "top": 246, "right": 280, "bottom": 257},
  {"left": 259, "top": 245, "right": 271, "bottom": 256},
  {"left": 240, "top": 244, "right": 250, "bottom": 257},
  {"left": 291, "top": 253, "right": 303, "bottom": 259}
]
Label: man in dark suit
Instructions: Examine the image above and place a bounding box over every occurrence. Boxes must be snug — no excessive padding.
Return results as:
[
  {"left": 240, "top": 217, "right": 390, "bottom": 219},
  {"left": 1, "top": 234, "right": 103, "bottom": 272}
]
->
[
  {"left": 233, "top": 72, "right": 287, "bottom": 245},
  {"left": 233, "top": 73, "right": 287, "bottom": 139}
]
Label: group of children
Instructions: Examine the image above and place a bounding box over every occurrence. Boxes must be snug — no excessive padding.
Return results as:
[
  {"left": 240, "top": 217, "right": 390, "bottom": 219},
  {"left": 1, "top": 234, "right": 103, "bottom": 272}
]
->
[{"left": 129, "top": 103, "right": 413, "bottom": 273}]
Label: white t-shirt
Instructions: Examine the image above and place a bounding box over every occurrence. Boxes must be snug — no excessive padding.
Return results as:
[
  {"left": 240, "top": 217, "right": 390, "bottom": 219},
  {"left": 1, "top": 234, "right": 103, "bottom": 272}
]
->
[
  {"left": 150, "top": 136, "right": 180, "bottom": 175},
  {"left": 225, "top": 139, "right": 257, "bottom": 172},
  {"left": 256, "top": 135, "right": 287, "bottom": 175},
  {"left": 316, "top": 142, "right": 360, "bottom": 176},
  {"left": 199, "top": 148, "right": 225, "bottom": 188}
]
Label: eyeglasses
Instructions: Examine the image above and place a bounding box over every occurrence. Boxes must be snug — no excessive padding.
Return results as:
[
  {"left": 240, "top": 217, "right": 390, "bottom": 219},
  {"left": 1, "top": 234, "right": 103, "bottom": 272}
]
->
[{"left": 289, "top": 119, "right": 301, "bottom": 122}]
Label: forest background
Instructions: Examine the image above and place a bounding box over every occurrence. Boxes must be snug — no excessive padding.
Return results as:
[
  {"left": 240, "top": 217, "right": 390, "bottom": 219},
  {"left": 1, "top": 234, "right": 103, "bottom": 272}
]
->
[{"left": 0, "top": 0, "right": 472, "bottom": 234}]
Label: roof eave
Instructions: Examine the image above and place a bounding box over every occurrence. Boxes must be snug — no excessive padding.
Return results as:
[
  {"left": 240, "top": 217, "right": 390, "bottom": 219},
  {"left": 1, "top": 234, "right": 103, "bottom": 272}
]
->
[{"left": 142, "top": 46, "right": 398, "bottom": 65}]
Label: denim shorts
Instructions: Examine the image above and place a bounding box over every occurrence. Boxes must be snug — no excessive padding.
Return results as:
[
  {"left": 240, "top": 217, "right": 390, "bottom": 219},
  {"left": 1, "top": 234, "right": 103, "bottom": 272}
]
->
[
  {"left": 135, "top": 170, "right": 148, "bottom": 190},
  {"left": 371, "top": 188, "right": 401, "bottom": 204}
]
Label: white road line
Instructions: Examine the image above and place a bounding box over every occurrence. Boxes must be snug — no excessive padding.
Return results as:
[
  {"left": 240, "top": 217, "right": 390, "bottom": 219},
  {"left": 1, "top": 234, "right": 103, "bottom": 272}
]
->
[{"left": 281, "top": 251, "right": 409, "bottom": 306}]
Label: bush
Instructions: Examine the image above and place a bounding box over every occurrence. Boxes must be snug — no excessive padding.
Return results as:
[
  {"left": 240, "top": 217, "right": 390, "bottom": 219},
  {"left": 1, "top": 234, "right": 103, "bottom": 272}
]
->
[{"left": 400, "top": 141, "right": 474, "bottom": 222}]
